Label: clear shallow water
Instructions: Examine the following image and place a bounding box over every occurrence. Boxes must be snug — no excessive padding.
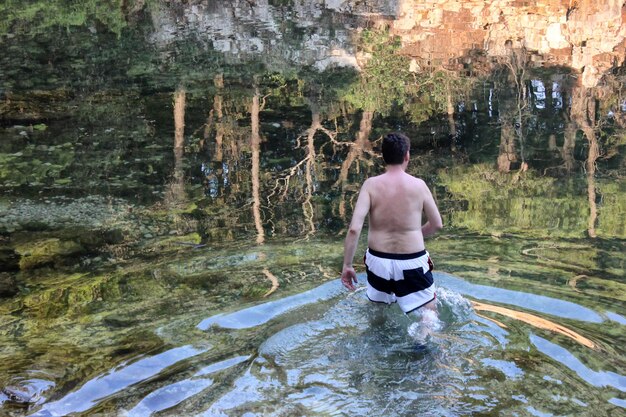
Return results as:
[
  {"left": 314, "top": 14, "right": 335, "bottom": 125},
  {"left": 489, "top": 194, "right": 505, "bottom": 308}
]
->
[
  {"left": 1, "top": 1, "right": 625, "bottom": 416},
  {"left": 15, "top": 274, "right": 624, "bottom": 416}
]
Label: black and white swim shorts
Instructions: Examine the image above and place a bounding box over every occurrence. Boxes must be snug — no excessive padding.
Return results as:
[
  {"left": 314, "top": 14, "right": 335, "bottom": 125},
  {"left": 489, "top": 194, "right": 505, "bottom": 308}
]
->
[{"left": 364, "top": 248, "right": 436, "bottom": 314}]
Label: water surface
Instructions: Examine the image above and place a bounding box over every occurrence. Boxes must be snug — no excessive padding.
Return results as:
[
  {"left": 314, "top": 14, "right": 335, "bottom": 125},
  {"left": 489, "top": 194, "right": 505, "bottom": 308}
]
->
[{"left": 0, "top": 1, "right": 625, "bottom": 416}]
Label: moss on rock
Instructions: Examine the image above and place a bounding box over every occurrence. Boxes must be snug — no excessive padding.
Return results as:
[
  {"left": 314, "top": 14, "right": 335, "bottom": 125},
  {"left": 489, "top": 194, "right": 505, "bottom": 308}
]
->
[
  {"left": 15, "top": 238, "right": 85, "bottom": 270},
  {"left": 0, "top": 247, "right": 20, "bottom": 271},
  {"left": 0, "top": 272, "right": 18, "bottom": 297}
]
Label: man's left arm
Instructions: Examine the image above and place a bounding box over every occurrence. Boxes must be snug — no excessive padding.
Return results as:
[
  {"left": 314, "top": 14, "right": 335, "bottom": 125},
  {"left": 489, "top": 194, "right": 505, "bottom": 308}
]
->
[{"left": 421, "top": 181, "right": 443, "bottom": 238}]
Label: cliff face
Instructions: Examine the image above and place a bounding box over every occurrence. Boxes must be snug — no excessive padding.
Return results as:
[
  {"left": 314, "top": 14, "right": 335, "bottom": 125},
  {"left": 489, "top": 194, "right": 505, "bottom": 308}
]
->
[
  {"left": 145, "top": 0, "right": 625, "bottom": 87},
  {"left": 391, "top": 0, "right": 626, "bottom": 87}
]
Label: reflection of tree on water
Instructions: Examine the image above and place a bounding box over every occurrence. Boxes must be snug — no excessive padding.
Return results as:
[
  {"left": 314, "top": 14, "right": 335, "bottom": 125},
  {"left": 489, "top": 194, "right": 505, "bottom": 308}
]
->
[
  {"left": 202, "top": 74, "right": 224, "bottom": 162},
  {"left": 151, "top": 28, "right": 624, "bottom": 243},
  {"left": 334, "top": 110, "right": 377, "bottom": 219},
  {"left": 472, "top": 300, "right": 596, "bottom": 349},
  {"left": 251, "top": 86, "right": 264, "bottom": 245},
  {"left": 267, "top": 103, "right": 335, "bottom": 237},
  {"left": 496, "top": 46, "right": 529, "bottom": 173},
  {"left": 445, "top": 78, "right": 458, "bottom": 151},
  {"left": 497, "top": 97, "right": 520, "bottom": 173},
  {"left": 202, "top": 75, "right": 245, "bottom": 206},
  {"left": 571, "top": 84, "right": 600, "bottom": 238},
  {"left": 558, "top": 117, "right": 578, "bottom": 173},
  {"left": 165, "top": 87, "right": 187, "bottom": 207},
  {"left": 335, "top": 111, "right": 375, "bottom": 187}
]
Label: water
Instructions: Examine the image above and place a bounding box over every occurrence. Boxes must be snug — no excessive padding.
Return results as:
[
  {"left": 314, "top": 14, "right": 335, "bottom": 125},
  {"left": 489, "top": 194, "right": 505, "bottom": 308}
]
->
[
  {"left": 1, "top": 1, "right": 625, "bottom": 416},
  {"left": 17, "top": 275, "right": 623, "bottom": 416}
]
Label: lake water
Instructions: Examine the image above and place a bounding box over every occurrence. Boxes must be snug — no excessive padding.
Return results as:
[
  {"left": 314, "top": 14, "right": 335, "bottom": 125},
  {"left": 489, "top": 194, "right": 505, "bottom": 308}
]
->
[{"left": 0, "top": 1, "right": 625, "bottom": 416}]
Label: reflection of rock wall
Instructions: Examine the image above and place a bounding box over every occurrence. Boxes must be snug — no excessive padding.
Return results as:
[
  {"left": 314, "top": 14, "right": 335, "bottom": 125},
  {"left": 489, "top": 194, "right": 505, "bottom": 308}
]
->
[
  {"left": 148, "top": 0, "right": 625, "bottom": 86},
  {"left": 392, "top": 0, "right": 626, "bottom": 87},
  {"left": 149, "top": 0, "right": 366, "bottom": 71}
]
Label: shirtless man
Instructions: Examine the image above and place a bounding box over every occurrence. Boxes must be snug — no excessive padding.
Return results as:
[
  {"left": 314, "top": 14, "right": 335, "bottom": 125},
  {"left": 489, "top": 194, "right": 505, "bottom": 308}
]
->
[{"left": 341, "top": 132, "right": 443, "bottom": 323}]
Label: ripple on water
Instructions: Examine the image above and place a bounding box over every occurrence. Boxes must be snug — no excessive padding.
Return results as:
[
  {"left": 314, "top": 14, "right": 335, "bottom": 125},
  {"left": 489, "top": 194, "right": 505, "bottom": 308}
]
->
[
  {"left": 123, "top": 355, "right": 250, "bottom": 417},
  {"left": 21, "top": 276, "right": 625, "bottom": 416},
  {"left": 29, "top": 345, "right": 206, "bottom": 416},
  {"left": 198, "top": 284, "right": 492, "bottom": 416},
  {"left": 189, "top": 277, "right": 624, "bottom": 416}
]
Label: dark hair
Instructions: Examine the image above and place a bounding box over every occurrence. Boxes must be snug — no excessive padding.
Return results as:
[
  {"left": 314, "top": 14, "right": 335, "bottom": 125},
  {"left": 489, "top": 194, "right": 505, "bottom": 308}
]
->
[{"left": 382, "top": 132, "right": 410, "bottom": 165}]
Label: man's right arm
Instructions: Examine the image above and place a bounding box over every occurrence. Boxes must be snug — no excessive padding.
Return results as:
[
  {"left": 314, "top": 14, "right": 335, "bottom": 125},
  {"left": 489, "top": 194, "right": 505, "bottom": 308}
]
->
[{"left": 341, "top": 181, "right": 371, "bottom": 290}]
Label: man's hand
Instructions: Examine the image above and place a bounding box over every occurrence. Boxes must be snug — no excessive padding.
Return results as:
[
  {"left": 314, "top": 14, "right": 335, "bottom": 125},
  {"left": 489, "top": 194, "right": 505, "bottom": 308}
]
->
[{"left": 341, "top": 266, "right": 358, "bottom": 291}]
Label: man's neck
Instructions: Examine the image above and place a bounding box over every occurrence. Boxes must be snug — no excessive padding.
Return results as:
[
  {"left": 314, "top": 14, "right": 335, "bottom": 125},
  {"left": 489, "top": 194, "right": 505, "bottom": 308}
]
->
[{"left": 385, "top": 163, "right": 406, "bottom": 174}]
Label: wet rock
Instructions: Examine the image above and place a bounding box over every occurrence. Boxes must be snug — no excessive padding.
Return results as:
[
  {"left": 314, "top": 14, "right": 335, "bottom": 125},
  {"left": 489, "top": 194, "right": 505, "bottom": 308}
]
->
[
  {"left": 103, "top": 313, "right": 138, "bottom": 328},
  {"left": 1, "top": 378, "right": 54, "bottom": 406},
  {"left": 0, "top": 247, "right": 20, "bottom": 271},
  {"left": 101, "top": 228, "right": 126, "bottom": 245},
  {"left": 2, "top": 385, "right": 33, "bottom": 404},
  {"left": 61, "top": 228, "right": 125, "bottom": 248},
  {"left": 15, "top": 238, "right": 85, "bottom": 270},
  {"left": 149, "top": 232, "right": 202, "bottom": 251},
  {"left": 0, "top": 196, "right": 134, "bottom": 239},
  {"left": 0, "top": 272, "right": 18, "bottom": 297},
  {"left": 19, "top": 220, "right": 53, "bottom": 232}
]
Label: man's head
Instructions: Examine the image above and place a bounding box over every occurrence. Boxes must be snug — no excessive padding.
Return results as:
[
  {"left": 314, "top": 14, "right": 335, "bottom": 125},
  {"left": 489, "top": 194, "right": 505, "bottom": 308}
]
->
[{"left": 382, "top": 132, "right": 410, "bottom": 165}]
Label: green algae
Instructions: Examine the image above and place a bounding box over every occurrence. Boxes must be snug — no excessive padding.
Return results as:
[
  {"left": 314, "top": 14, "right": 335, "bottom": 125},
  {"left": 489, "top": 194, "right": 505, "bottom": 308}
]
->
[
  {"left": 147, "top": 232, "right": 202, "bottom": 251},
  {"left": 15, "top": 239, "right": 85, "bottom": 270}
]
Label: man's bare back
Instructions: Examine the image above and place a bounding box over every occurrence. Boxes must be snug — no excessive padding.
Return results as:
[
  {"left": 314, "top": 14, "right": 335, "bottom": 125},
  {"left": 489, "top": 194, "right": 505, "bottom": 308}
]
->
[{"left": 364, "top": 167, "right": 441, "bottom": 254}]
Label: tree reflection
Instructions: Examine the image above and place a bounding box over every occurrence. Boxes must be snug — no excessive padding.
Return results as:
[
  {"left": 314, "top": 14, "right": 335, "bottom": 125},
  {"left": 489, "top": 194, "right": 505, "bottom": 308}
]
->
[
  {"left": 446, "top": 79, "right": 458, "bottom": 151},
  {"left": 497, "top": 96, "right": 519, "bottom": 173},
  {"left": 125, "top": 38, "right": 624, "bottom": 244},
  {"left": 334, "top": 110, "right": 376, "bottom": 219},
  {"left": 560, "top": 118, "right": 577, "bottom": 173},
  {"left": 497, "top": 46, "right": 528, "bottom": 173},
  {"left": 335, "top": 111, "right": 375, "bottom": 187},
  {"left": 266, "top": 103, "right": 333, "bottom": 238},
  {"left": 165, "top": 86, "right": 187, "bottom": 207},
  {"left": 301, "top": 111, "right": 319, "bottom": 238},
  {"left": 571, "top": 84, "right": 600, "bottom": 238},
  {"left": 251, "top": 86, "right": 264, "bottom": 244},
  {"left": 203, "top": 73, "right": 224, "bottom": 163}
]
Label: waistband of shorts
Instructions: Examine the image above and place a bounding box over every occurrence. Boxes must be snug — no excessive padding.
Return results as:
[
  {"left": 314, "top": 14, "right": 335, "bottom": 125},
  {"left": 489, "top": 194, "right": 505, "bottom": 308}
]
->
[{"left": 367, "top": 248, "right": 427, "bottom": 260}]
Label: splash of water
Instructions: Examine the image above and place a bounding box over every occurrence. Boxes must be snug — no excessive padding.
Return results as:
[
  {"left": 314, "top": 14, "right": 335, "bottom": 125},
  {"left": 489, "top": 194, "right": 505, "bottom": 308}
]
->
[{"left": 407, "top": 286, "right": 473, "bottom": 343}]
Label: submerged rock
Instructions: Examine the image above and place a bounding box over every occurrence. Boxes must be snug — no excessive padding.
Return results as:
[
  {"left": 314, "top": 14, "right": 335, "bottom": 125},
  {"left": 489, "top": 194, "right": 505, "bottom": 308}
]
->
[
  {"left": 15, "top": 238, "right": 85, "bottom": 270},
  {"left": 0, "top": 247, "right": 20, "bottom": 271},
  {"left": 0, "top": 196, "right": 134, "bottom": 237},
  {"left": 1, "top": 378, "right": 54, "bottom": 406},
  {"left": 0, "top": 272, "right": 18, "bottom": 297},
  {"left": 103, "top": 313, "right": 138, "bottom": 328},
  {"left": 1, "top": 385, "right": 33, "bottom": 405}
]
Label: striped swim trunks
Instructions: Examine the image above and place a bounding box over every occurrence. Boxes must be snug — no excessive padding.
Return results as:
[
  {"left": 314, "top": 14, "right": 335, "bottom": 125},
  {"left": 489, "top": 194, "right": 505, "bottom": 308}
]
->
[{"left": 364, "top": 248, "right": 436, "bottom": 314}]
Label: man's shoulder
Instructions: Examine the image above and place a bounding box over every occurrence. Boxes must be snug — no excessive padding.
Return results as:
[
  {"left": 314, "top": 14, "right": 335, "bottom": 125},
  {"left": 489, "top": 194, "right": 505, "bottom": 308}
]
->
[
  {"left": 404, "top": 173, "right": 427, "bottom": 186},
  {"left": 363, "top": 174, "right": 384, "bottom": 185}
]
